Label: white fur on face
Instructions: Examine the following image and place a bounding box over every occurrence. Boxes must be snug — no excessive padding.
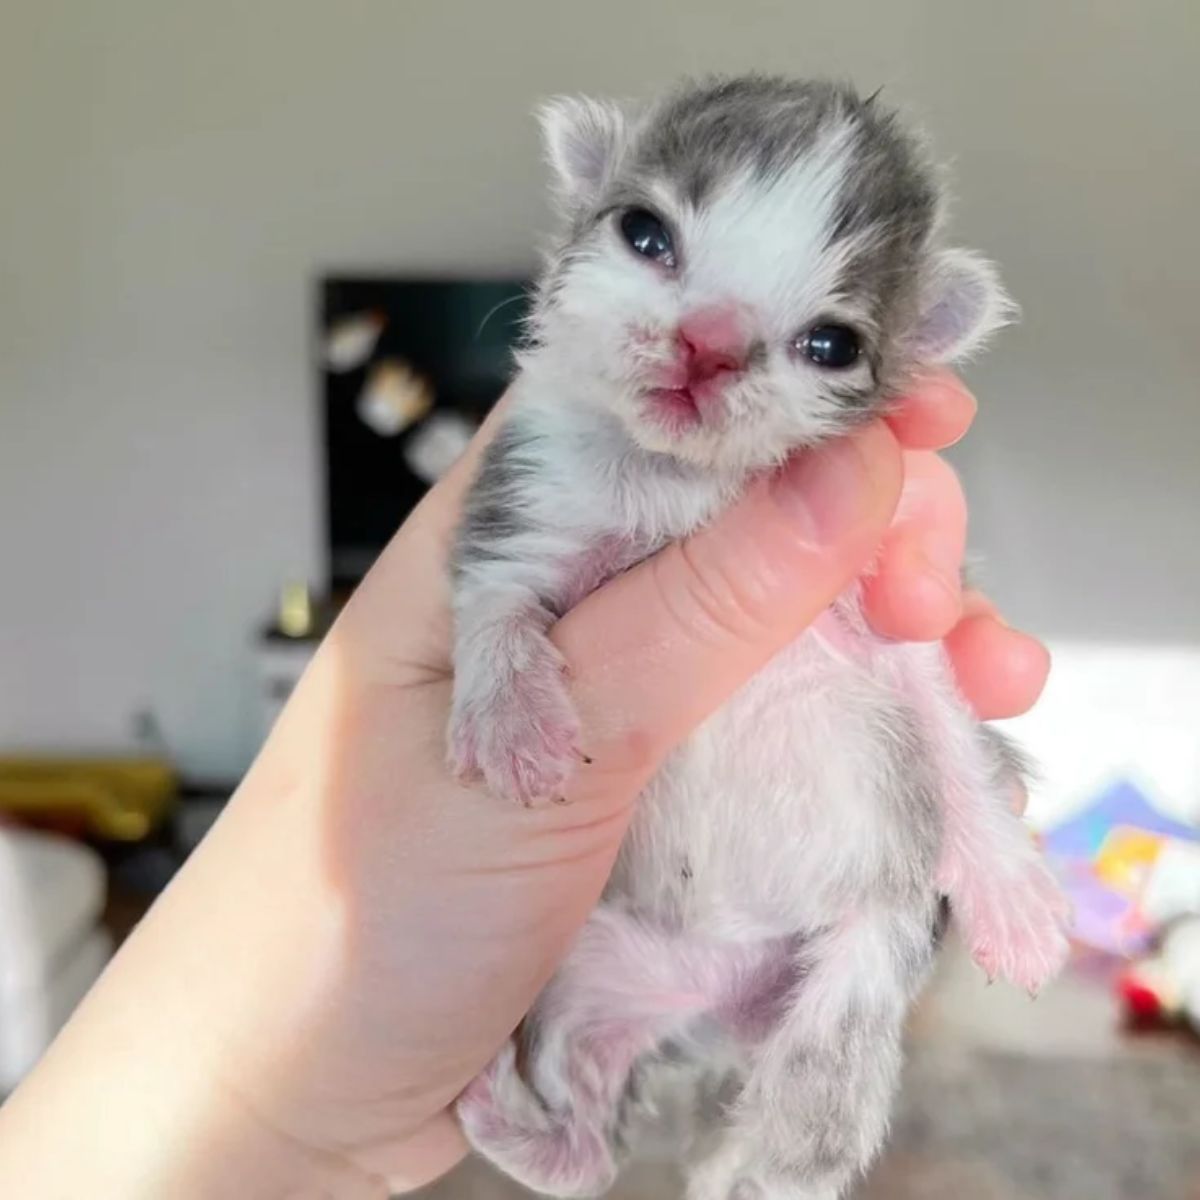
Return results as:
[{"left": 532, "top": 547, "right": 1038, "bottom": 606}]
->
[{"left": 534, "top": 118, "right": 881, "bottom": 477}]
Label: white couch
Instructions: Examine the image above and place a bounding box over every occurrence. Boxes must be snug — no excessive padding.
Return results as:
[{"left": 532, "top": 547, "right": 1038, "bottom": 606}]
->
[{"left": 0, "top": 827, "right": 112, "bottom": 1094}]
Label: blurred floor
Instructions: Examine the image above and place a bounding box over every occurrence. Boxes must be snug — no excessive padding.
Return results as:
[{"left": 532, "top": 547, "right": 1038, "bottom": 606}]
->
[{"left": 419, "top": 938, "right": 1200, "bottom": 1200}]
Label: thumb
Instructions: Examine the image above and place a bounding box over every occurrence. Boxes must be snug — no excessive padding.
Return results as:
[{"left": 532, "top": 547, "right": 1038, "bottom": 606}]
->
[{"left": 556, "top": 421, "right": 903, "bottom": 784}]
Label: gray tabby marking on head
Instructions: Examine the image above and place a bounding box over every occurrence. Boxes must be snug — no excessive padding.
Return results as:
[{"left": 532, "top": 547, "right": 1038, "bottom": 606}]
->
[
  {"left": 829, "top": 102, "right": 943, "bottom": 358},
  {"left": 630, "top": 75, "right": 939, "bottom": 262},
  {"left": 630, "top": 76, "right": 851, "bottom": 205}
]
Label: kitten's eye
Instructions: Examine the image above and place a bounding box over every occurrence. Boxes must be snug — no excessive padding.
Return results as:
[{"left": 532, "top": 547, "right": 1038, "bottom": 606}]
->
[
  {"left": 797, "top": 324, "right": 861, "bottom": 369},
  {"left": 619, "top": 208, "right": 676, "bottom": 268}
]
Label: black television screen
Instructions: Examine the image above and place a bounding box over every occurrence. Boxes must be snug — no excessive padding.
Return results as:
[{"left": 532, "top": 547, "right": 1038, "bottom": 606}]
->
[{"left": 320, "top": 276, "right": 530, "bottom": 591}]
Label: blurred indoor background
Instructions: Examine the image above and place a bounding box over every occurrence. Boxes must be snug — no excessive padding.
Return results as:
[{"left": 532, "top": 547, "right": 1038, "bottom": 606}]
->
[{"left": 1, "top": 2, "right": 1198, "bottom": 1197}]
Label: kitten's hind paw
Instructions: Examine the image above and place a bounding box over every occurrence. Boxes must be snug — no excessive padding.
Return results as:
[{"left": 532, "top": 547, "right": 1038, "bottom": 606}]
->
[
  {"left": 457, "top": 1043, "right": 616, "bottom": 1198},
  {"left": 959, "top": 857, "right": 1072, "bottom": 994}
]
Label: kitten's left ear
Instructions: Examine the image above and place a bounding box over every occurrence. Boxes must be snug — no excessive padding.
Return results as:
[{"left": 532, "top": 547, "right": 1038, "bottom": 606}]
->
[
  {"left": 914, "top": 248, "right": 1017, "bottom": 363},
  {"left": 537, "top": 96, "right": 627, "bottom": 210}
]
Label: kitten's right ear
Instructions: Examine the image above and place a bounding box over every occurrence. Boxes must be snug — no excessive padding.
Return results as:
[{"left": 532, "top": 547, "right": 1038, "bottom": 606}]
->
[
  {"left": 537, "top": 96, "right": 626, "bottom": 209},
  {"left": 913, "top": 248, "right": 1017, "bottom": 363}
]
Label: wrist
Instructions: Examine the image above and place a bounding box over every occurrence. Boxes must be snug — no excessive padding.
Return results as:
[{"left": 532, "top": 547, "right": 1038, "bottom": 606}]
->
[
  {"left": 0, "top": 966, "right": 381, "bottom": 1200},
  {"left": 0, "top": 739, "right": 385, "bottom": 1198}
]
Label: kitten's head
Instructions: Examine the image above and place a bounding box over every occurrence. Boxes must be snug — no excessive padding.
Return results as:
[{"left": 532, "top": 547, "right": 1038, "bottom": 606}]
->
[{"left": 529, "top": 76, "right": 1013, "bottom": 475}]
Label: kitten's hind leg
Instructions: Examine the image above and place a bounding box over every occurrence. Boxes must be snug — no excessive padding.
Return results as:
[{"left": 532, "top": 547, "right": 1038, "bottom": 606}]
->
[
  {"left": 457, "top": 906, "right": 730, "bottom": 1198},
  {"left": 686, "top": 906, "right": 936, "bottom": 1200},
  {"left": 894, "top": 643, "right": 1071, "bottom": 993},
  {"left": 935, "top": 722, "right": 1071, "bottom": 993}
]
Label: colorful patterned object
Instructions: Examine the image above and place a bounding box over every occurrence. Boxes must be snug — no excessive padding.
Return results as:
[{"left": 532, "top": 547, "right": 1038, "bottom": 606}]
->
[
  {"left": 1042, "top": 780, "right": 1199, "bottom": 958},
  {"left": 1094, "top": 827, "right": 1168, "bottom": 896}
]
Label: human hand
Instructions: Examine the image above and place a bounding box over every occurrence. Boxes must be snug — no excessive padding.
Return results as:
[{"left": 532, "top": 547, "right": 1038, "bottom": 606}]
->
[
  {"left": 223, "top": 368, "right": 1045, "bottom": 1187},
  {"left": 0, "top": 372, "right": 1047, "bottom": 1200}
]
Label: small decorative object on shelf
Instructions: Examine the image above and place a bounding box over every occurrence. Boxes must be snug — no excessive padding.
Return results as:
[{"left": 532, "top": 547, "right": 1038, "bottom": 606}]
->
[
  {"left": 277, "top": 580, "right": 316, "bottom": 640},
  {"left": 253, "top": 581, "right": 331, "bottom": 744}
]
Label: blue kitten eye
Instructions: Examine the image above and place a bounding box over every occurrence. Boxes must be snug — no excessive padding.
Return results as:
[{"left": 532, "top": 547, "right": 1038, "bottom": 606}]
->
[
  {"left": 798, "top": 324, "right": 861, "bottom": 369},
  {"left": 619, "top": 208, "right": 676, "bottom": 267}
]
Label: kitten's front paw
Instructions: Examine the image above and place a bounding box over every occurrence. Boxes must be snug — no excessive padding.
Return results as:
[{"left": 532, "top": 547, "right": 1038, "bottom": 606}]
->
[
  {"left": 449, "top": 640, "right": 583, "bottom": 806},
  {"left": 958, "top": 857, "right": 1072, "bottom": 994}
]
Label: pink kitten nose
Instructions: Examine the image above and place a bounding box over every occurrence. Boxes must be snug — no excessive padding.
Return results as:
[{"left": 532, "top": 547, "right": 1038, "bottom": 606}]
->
[{"left": 677, "top": 307, "right": 748, "bottom": 383}]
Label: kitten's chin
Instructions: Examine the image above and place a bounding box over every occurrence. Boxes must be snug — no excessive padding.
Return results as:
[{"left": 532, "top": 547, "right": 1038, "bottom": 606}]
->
[
  {"left": 618, "top": 406, "right": 805, "bottom": 480},
  {"left": 599, "top": 386, "right": 780, "bottom": 475},
  {"left": 616, "top": 405, "right": 736, "bottom": 471}
]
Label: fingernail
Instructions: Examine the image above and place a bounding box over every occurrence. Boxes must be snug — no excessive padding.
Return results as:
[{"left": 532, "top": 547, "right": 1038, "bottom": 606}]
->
[{"left": 771, "top": 435, "right": 875, "bottom": 545}]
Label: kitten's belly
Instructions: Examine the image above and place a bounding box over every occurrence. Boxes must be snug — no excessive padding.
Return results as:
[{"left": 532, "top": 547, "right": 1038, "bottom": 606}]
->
[{"left": 607, "top": 621, "right": 942, "bottom": 938}]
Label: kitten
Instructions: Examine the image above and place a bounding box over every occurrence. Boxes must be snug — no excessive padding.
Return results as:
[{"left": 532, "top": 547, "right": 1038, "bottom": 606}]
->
[{"left": 450, "top": 76, "right": 1069, "bottom": 1200}]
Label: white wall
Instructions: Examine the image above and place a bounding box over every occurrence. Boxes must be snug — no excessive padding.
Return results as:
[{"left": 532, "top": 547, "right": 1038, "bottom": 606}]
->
[{"left": 2, "top": 0, "right": 1198, "bottom": 781}]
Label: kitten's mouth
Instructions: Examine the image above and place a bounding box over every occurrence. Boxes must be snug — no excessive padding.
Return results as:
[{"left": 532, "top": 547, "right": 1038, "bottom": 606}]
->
[{"left": 644, "top": 385, "right": 702, "bottom": 433}]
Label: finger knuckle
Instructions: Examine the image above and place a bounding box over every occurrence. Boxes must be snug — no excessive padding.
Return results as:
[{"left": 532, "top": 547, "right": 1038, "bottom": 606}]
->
[{"left": 655, "top": 538, "right": 774, "bottom": 649}]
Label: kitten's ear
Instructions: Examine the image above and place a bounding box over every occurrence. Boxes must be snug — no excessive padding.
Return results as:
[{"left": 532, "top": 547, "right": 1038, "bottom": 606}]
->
[
  {"left": 914, "top": 248, "right": 1017, "bottom": 362},
  {"left": 537, "top": 96, "right": 626, "bottom": 209}
]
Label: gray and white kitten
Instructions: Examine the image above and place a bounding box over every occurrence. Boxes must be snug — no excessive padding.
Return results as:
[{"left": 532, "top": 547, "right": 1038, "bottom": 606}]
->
[{"left": 450, "top": 77, "right": 1069, "bottom": 1200}]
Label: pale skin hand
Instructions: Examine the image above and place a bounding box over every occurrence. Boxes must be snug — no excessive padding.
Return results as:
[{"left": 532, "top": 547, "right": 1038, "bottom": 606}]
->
[{"left": 0, "top": 371, "right": 1048, "bottom": 1199}]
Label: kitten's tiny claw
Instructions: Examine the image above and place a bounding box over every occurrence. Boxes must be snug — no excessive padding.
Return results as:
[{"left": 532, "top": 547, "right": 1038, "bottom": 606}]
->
[
  {"left": 956, "top": 857, "right": 1071, "bottom": 995},
  {"left": 970, "top": 944, "right": 998, "bottom": 984}
]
